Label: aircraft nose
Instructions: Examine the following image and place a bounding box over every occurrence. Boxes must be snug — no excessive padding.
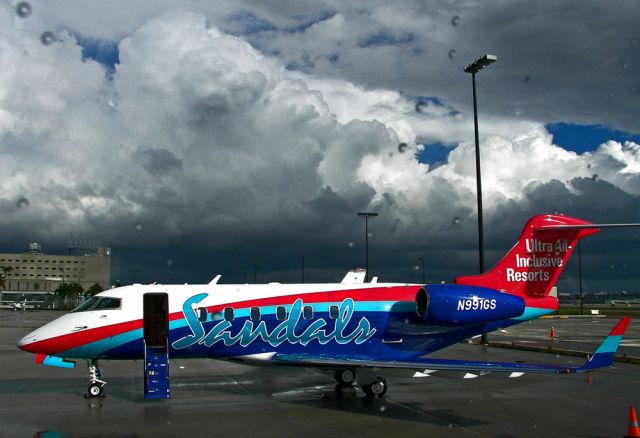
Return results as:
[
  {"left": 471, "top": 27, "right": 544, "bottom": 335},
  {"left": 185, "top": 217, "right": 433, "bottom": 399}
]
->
[{"left": 17, "top": 332, "right": 39, "bottom": 352}]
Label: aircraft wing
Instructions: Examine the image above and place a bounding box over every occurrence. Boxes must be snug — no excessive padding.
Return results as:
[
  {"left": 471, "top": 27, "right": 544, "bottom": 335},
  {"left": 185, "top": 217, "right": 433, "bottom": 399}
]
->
[{"left": 273, "top": 317, "right": 631, "bottom": 375}]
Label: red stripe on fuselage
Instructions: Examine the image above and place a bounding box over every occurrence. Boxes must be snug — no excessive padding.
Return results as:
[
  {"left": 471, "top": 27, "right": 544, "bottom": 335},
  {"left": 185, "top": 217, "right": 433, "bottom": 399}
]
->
[
  {"left": 26, "top": 286, "right": 421, "bottom": 354},
  {"left": 191, "top": 286, "right": 420, "bottom": 316},
  {"left": 23, "top": 319, "right": 143, "bottom": 355},
  {"left": 524, "top": 296, "right": 558, "bottom": 310}
]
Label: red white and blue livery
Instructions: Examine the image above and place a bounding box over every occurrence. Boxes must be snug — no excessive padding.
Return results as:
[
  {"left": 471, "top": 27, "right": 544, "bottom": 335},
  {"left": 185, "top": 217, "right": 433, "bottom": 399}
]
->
[{"left": 16, "top": 214, "right": 635, "bottom": 398}]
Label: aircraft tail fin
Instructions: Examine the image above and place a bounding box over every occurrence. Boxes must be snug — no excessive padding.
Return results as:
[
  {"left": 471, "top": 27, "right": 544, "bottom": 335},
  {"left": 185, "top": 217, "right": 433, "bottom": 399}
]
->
[{"left": 455, "top": 214, "right": 600, "bottom": 299}]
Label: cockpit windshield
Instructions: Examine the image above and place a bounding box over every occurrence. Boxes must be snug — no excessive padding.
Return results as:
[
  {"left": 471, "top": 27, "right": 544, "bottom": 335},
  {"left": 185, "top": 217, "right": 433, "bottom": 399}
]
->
[{"left": 71, "top": 297, "right": 122, "bottom": 312}]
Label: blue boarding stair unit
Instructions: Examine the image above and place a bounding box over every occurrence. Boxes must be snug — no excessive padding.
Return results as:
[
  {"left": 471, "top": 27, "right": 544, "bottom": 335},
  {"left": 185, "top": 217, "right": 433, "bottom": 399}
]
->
[{"left": 143, "top": 293, "right": 170, "bottom": 399}]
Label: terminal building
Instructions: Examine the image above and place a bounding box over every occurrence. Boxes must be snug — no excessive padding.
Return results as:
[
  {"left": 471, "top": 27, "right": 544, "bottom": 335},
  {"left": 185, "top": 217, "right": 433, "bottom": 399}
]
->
[{"left": 0, "top": 242, "right": 111, "bottom": 306}]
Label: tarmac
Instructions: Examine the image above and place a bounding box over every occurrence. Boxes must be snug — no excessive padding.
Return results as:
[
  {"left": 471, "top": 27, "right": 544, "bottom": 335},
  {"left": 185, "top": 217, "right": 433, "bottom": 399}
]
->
[{"left": 1, "top": 310, "right": 639, "bottom": 437}]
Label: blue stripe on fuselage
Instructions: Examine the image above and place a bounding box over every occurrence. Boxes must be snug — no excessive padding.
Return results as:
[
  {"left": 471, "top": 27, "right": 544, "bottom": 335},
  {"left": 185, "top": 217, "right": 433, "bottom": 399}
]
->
[{"left": 56, "top": 302, "right": 555, "bottom": 360}]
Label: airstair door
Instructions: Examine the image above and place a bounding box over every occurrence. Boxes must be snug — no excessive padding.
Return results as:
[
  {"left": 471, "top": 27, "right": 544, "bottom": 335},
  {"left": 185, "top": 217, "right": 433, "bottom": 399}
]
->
[{"left": 143, "top": 293, "right": 170, "bottom": 399}]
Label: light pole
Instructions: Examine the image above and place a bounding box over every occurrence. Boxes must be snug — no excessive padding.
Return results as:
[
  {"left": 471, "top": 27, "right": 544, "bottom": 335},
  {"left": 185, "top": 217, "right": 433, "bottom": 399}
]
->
[
  {"left": 578, "top": 242, "right": 584, "bottom": 315},
  {"left": 128, "top": 268, "right": 140, "bottom": 284},
  {"left": 298, "top": 253, "right": 305, "bottom": 283},
  {"left": 465, "top": 54, "right": 497, "bottom": 345},
  {"left": 59, "top": 267, "right": 66, "bottom": 286},
  {"left": 357, "top": 212, "right": 378, "bottom": 282},
  {"left": 419, "top": 257, "right": 425, "bottom": 283},
  {"left": 464, "top": 54, "right": 497, "bottom": 275},
  {"left": 249, "top": 257, "right": 260, "bottom": 284}
]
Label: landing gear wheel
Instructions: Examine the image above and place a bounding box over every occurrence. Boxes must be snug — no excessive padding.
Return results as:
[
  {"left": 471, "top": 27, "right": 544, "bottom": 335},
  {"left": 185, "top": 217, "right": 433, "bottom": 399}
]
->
[
  {"left": 334, "top": 368, "right": 357, "bottom": 385},
  {"left": 87, "top": 383, "right": 104, "bottom": 397},
  {"left": 362, "top": 378, "right": 387, "bottom": 397},
  {"left": 86, "top": 359, "right": 106, "bottom": 398}
]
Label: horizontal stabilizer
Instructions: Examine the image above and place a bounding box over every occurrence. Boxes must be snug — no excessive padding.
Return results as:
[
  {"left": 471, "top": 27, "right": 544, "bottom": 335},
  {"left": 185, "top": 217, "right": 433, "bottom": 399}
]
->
[{"left": 536, "top": 223, "right": 640, "bottom": 231}]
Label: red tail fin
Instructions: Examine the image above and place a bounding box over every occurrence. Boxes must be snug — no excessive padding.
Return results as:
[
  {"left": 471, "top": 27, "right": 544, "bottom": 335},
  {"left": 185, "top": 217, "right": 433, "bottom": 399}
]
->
[{"left": 455, "top": 214, "right": 600, "bottom": 298}]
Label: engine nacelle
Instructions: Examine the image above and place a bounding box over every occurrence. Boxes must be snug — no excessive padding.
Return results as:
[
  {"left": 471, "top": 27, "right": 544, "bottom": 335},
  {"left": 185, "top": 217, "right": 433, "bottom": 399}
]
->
[{"left": 415, "top": 284, "right": 525, "bottom": 325}]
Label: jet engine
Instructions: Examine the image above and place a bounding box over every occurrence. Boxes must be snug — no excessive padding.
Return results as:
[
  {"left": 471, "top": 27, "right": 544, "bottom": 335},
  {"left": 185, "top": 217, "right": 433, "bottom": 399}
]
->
[{"left": 415, "top": 284, "right": 525, "bottom": 325}]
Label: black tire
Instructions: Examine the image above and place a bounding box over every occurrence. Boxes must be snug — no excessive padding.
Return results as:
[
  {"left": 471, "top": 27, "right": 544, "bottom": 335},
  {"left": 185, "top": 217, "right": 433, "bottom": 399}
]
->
[
  {"left": 363, "top": 379, "right": 387, "bottom": 397},
  {"left": 88, "top": 383, "right": 104, "bottom": 397},
  {"left": 334, "top": 368, "right": 356, "bottom": 385}
]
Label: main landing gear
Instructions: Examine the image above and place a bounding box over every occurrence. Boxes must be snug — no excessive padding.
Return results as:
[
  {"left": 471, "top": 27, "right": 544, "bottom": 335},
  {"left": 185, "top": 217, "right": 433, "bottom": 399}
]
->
[
  {"left": 86, "top": 359, "right": 106, "bottom": 398},
  {"left": 334, "top": 368, "right": 357, "bottom": 386},
  {"left": 361, "top": 378, "right": 387, "bottom": 397},
  {"left": 333, "top": 368, "right": 387, "bottom": 397}
]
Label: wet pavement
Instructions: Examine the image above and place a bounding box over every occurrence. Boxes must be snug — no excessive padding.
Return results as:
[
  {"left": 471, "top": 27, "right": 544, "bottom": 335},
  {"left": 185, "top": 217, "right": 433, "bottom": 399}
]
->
[{"left": 1, "top": 310, "right": 638, "bottom": 437}]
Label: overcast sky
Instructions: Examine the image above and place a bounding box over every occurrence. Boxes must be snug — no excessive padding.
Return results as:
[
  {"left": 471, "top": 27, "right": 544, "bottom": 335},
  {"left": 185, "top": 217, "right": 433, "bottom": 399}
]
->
[{"left": 1, "top": 1, "right": 639, "bottom": 293}]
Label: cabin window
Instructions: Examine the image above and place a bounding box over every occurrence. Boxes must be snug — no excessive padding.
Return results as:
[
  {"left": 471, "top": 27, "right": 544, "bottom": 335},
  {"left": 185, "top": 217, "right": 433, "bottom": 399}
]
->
[
  {"left": 197, "top": 307, "right": 207, "bottom": 322},
  {"left": 224, "top": 307, "right": 234, "bottom": 321},
  {"left": 250, "top": 306, "right": 261, "bottom": 321},
  {"left": 303, "top": 306, "right": 313, "bottom": 320},
  {"left": 276, "top": 306, "right": 287, "bottom": 320},
  {"left": 73, "top": 296, "right": 121, "bottom": 312},
  {"left": 329, "top": 305, "right": 339, "bottom": 319},
  {"left": 94, "top": 297, "right": 122, "bottom": 310},
  {"left": 71, "top": 296, "right": 99, "bottom": 312}
]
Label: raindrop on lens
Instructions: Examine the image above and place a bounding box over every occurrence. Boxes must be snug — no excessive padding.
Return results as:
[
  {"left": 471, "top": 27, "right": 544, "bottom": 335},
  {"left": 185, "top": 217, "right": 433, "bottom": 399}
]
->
[
  {"left": 40, "top": 31, "right": 56, "bottom": 46},
  {"left": 15, "top": 2, "right": 32, "bottom": 18},
  {"left": 448, "top": 49, "right": 456, "bottom": 59},
  {"left": 451, "top": 15, "right": 460, "bottom": 26},
  {"left": 16, "top": 196, "right": 30, "bottom": 209},
  {"left": 452, "top": 217, "right": 461, "bottom": 225},
  {"left": 398, "top": 142, "right": 408, "bottom": 153}
]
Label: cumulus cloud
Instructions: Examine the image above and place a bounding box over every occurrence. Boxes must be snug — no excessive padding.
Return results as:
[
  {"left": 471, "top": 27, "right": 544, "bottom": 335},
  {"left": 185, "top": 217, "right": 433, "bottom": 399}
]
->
[{"left": 0, "top": 6, "right": 638, "bottom": 290}]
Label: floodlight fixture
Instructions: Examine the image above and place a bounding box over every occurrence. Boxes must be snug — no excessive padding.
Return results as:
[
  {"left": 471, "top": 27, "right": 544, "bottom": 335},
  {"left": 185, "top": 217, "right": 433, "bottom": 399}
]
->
[{"left": 464, "top": 54, "right": 497, "bottom": 74}]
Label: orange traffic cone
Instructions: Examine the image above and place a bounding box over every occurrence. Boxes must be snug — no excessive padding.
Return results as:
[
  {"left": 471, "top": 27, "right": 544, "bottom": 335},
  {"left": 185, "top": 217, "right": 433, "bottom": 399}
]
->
[
  {"left": 625, "top": 405, "right": 640, "bottom": 437},
  {"left": 549, "top": 326, "right": 558, "bottom": 341}
]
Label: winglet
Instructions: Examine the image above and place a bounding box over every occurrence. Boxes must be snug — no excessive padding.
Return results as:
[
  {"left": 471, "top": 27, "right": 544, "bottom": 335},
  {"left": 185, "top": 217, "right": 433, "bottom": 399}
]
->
[{"left": 578, "top": 317, "right": 631, "bottom": 371}]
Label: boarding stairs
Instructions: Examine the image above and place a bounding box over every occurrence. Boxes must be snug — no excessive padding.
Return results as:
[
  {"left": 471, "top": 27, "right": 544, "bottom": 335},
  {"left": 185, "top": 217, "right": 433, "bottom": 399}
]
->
[{"left": 144, "top": 342, "right": 170, "bottom": 399}]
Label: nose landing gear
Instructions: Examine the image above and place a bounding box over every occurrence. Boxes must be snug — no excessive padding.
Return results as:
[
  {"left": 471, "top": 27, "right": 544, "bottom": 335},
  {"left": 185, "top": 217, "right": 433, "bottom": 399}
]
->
[{"left": 86, "top": 359, "right": 106, "bottom": 398}]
